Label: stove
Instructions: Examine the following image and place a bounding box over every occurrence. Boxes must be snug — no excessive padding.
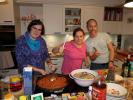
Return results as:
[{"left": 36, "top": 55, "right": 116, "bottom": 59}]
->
[{"left": 34, "top": 77, "right": 89, "bottom": 97}]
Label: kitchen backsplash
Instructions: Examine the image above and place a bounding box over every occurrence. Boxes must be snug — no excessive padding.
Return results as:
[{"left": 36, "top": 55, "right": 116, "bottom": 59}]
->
[
  {"left": 42, "top": 34, "right": 88, "bottom": 52},
  {"left": 42, "top": 33, "right": 133, "bottom": 52},
  {"left": 42, "top": 33, "right": 118, "bottom": 52}
]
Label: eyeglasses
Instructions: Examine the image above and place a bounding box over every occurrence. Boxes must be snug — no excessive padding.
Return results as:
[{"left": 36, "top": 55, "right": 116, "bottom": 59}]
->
[{"left": 32, "top": 27, "right": 42, "bottom": 32}]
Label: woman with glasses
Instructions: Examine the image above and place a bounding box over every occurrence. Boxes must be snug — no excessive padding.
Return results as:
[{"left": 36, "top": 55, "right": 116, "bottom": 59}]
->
[{"left": 15, "top": 19, "right": 55, "bottom": 75}]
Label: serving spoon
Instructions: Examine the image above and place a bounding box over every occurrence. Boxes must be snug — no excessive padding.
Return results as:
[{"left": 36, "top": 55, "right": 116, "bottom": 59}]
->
[{"left": 49, "top": 68, "right": 57, "bottom": 82}]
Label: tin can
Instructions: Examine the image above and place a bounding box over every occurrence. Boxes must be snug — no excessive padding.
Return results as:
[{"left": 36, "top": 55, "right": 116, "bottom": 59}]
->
[{"left": 92, "top": 81, "right": 107, "bottom": 100}]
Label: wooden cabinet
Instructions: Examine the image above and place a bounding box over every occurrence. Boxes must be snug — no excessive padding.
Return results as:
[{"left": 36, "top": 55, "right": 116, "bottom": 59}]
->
[
  {"left": 0, "top": 0, "right": 15, "bottom": 25},
  {"left": 65, "top": 8, "right": 81, "bottom": 32},
  {"left": 104, "top": 7, "right": 123, "bottom": 21}
]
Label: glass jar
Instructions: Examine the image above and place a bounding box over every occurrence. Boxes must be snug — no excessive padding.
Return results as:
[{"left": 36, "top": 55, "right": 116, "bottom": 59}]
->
[{"left": 10, "top": 75, "right": 22, "bottom": 92}]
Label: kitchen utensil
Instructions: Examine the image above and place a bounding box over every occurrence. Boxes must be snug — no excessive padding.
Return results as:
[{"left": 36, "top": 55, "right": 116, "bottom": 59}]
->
[
  {"left": 50, "top": 68, "right": 57, "bottom": 81},
  {"left": 69, "top": 69, "right": 98, "bottom": 87}
]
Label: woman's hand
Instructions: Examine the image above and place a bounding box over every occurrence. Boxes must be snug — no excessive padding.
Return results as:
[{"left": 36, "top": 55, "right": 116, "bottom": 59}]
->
[
  {"left": 38, "top": 69, "right": 49, "bottom": 75},
  {"left": 28, "top": 65, "right": 49, "bottom": 75}
]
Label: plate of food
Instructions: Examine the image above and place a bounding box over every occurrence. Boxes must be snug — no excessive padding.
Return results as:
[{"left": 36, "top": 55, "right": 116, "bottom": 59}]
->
[{"left": 107, "top": 83, "right": 127, "bottom": 98}]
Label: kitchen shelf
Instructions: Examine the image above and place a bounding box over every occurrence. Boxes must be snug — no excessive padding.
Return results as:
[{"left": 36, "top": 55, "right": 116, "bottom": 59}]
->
[
  {"left": 104, "top": 7, "right": 123, "bottom": 21},
  {"left": 65, "top": 8, "right": 81, "bottom": 32}
]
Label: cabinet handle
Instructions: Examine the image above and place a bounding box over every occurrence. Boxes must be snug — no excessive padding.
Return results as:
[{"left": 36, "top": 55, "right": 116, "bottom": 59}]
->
[{"left": 50, "top": 58, "right": 58, "bottom": 60}]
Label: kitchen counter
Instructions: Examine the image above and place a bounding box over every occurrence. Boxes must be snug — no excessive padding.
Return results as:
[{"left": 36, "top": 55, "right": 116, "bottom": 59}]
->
[{"left": 1, "top": 69, "right": 133, "bottom": 100}]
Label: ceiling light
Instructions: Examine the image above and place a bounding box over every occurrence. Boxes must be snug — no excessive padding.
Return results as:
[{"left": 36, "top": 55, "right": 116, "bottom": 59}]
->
[
  {"left": 0, "top": 0, "right": 6, "bottom": 2},
  {"left": 124, "top": 0, "right": 133, "bottom": 8}
]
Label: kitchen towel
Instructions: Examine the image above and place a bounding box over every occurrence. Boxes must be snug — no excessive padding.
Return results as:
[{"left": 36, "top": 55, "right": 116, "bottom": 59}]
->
[{"left": 0, "top": 51, "right": 14, "bottom": 69}]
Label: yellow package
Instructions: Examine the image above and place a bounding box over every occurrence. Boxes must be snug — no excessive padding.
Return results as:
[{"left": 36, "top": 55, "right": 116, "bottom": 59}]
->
[{"left": 69, "top": 96, "right": 77, "bottom": 100}]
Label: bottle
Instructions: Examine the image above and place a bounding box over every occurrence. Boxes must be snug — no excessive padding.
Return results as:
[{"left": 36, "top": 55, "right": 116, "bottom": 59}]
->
[
  {"left": 127, "top": 55, "right": 131, "bottom": 77},
  {"left": 122, "top": 55, "right": 131, "bottom": 77},
  {"left": 92, "top": 77, "right": 107, "bottom": 100},
  {"left": 121, "top": 58, "right": 127, "bottom": 77}
]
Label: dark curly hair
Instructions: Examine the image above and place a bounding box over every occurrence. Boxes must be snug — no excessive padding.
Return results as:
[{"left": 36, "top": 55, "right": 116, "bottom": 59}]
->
[
  {"left": 73, "top": 27, "right": 85, "bottom": 37},
  {"left": 27, "top": 19, "right": 45, "bottom": 35}
]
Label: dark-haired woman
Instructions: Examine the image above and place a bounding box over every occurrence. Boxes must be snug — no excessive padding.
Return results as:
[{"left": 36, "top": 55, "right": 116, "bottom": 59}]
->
[
  {"left": 15, "top": 19, "right": 55, "bottom": 75},
  {"left": 52, "top": 28, "right": 88, "bottom": 74}
]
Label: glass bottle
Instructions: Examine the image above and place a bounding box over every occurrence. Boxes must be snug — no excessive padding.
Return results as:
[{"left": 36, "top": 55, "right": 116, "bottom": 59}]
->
[
  {"left": 121, "top": 58, "right": 127, "bottom": 77},
  {"left": 127, "top": 55, "right": 131, "bottom": 77},
  {"left": 122, "top": 55, "right": 131, "bottom": 77}
]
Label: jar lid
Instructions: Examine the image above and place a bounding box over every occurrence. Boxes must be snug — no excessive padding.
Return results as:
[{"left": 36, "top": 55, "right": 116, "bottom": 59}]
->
[{"left": 10, "top": 76, "right": 20, "bottom": 83}]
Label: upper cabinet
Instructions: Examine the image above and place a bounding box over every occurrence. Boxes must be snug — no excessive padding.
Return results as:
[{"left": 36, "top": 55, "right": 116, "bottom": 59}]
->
[
  {"left": 123, "top": 8, "right": 133, "bottom": 35},
  {"left": 43, "top": 4, "right": 63, "bottom": 34},
  {"left": 81, "top": 6, "right": 104, "bottom": 32},
  {"left": 20, "top": 4, "right": 43, "bottom": 35},
  {"left": 104, "top": 7, "right": 123, "bottom": 21},
  {"left": 102, "top": 7, "right": 123, "bottom": 34},
  {"left": 65, "top": 8, "right": 81, "bottom": 32},
  {"left": 43, "top": 5, "right": 104, "bottom": 34},
  {"left": 0, "top": 0, "right": 15, "bottom": 25}
]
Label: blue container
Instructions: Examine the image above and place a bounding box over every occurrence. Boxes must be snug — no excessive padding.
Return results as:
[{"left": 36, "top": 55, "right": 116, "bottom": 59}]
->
[{"left": 23, "top": 67, "right": 32, "bottom": 95}]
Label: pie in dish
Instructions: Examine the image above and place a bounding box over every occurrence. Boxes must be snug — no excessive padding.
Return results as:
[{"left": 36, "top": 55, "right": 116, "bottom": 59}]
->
[{"left": 37, "top": 74, "right": 68, "bottom": 90}]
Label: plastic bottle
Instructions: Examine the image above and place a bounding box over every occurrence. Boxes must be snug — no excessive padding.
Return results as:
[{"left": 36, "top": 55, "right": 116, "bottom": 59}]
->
[{"left": 92, "top": 76, "right": 107, "bottom": 100}]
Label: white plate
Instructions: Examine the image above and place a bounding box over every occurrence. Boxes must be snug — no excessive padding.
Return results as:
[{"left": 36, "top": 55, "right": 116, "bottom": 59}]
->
[
  {"left": 106, "top": 95, "right": 126, "bottom": 100},
  {"left": 107, "top": 83, "right": 127, "bottom": 97}
]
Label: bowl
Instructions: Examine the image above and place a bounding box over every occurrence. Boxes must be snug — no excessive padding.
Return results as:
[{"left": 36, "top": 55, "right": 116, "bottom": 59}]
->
[
  {"left": 69, "top": 69, "right": 98, "bottom": 87},
  {"left": 107, "top": 83, "right": 127, "bottom": 98}
]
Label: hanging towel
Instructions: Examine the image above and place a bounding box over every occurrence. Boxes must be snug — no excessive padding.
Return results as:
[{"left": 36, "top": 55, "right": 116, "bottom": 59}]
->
[{"left": 0, "top": 51, "right": 14, "bottom": 69}]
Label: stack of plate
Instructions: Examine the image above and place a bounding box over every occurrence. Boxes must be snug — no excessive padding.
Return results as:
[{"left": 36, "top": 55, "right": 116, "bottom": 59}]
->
[{"left": 106, "top": 83, "right": 127, "bottom": 100}]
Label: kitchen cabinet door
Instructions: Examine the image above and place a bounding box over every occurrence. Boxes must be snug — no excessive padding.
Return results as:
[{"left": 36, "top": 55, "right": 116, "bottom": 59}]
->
[
  {"left": 123, "top": 8, "right": 133, "bottom": 35},
  {"left": 0, "top": 0, "right": 15, "bottom": 25},
  {"left": 64, "top": 8, "right": 81, "bottom": 32},
  {"left": 43, "top": 4, "right": 63, "bottom": 34},
  {"left": 102, "top": 21, "right": 123, "bottom": 34}
]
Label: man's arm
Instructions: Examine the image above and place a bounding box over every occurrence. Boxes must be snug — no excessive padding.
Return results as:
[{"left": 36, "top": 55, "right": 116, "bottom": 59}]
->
[
  {"left": 88, "top": 47, "right": 100, "bottom": 61},
  {"left": 107, "top": 42, "right": 115, "bottom": 69}
]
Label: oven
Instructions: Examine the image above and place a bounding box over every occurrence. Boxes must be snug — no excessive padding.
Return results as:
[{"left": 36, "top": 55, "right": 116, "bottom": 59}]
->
[{"left": 0, "top": 25, "right": 16, "bottom": 50}]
